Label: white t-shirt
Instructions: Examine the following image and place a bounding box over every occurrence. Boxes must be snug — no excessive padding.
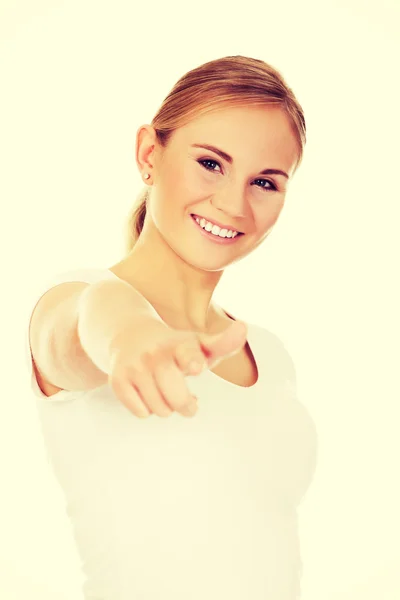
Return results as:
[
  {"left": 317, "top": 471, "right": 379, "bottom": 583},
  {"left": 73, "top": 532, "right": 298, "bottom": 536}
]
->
[{"left": 25, "top": 268, "right": 318, "bottom": 600}]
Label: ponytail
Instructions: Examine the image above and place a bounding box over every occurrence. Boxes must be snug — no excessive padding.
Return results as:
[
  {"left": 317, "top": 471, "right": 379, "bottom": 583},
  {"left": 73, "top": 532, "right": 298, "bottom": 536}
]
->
[{"left": 124, "top": 186, "right": 149, "bottom": 255}]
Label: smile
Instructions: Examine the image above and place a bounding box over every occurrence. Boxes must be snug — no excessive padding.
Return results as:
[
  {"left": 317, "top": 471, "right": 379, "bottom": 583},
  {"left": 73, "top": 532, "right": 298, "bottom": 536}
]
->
[{"left": 190, "top": 214, "right": 244, "bottom": 244}]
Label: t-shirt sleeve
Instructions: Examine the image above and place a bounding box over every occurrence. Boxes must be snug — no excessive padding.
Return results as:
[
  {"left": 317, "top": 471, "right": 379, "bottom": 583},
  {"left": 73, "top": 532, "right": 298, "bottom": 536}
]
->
[{"left": 24, "top": 267, "right": 118, "bottom": 400}]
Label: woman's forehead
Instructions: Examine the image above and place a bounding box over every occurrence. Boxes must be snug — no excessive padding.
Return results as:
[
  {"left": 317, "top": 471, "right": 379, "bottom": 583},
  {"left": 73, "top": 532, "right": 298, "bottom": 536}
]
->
[
  {"left": 170, "top": 105, "right": 299, "bottom": 170},
  {"left": 176, "top": 104, "right": 294, "bottom": 140}
]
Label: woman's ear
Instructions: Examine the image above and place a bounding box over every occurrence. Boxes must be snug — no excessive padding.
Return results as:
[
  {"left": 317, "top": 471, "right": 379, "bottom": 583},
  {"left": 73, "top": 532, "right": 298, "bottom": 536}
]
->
[{"left": 135, "top": 124, "right": 157, "bottom": 175}]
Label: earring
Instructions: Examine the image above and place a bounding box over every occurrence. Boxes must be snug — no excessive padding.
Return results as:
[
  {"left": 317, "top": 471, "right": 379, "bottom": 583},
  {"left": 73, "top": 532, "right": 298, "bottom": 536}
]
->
[{"left": 144, "top": 173, "right": 150, "bottom": 180}]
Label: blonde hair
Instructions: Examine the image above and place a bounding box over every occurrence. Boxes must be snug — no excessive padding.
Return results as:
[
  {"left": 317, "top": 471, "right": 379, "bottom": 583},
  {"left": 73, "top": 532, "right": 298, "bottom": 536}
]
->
[{"left": 124, "top": 55, "right": 306, "bottom": 254}]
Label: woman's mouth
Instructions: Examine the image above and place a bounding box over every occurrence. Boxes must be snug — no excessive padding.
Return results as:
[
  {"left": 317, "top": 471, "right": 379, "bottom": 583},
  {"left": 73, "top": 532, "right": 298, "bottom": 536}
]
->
[{"left": 190, "top": 214, "right": 244, "bottom": 245}]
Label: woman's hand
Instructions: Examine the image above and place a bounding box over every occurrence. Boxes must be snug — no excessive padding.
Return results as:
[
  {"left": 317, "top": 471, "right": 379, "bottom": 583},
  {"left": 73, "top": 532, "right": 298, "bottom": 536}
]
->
[{"left": 107, "top": 318, "right": 247, "bottom": 418}]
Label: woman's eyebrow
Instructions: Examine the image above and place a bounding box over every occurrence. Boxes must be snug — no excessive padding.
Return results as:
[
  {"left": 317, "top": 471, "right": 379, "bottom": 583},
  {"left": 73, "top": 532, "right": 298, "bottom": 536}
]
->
[{"left": 191, "top": 143, "right": 289, "bottom": 179}]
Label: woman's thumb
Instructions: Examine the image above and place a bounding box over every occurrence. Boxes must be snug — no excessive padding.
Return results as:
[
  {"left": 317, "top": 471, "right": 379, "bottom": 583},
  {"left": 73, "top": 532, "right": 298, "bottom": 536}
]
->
[{"left": 198, "top": 320, "right": 248, "bottom": 368}]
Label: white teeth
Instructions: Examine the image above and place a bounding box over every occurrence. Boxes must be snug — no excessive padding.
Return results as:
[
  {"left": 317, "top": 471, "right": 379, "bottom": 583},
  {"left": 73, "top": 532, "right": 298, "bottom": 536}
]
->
[{"left": 194, "top": 216, "right": 239, "bottom": 238}]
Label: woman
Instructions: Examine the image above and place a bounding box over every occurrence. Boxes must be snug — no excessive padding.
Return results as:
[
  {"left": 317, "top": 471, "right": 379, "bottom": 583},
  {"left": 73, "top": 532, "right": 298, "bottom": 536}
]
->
[{"left": 26, "top": 55, "right": 318, "bottom": 599}]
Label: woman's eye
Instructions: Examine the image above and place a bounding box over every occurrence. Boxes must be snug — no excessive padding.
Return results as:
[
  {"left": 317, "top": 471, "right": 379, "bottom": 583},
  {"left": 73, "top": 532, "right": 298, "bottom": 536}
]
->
[
  {"left": 198, "top": 158, "right": 221, "bottom": 172},
  {"left": 253, "top": 178, "right": 278, "bottom": 192},
  {"left": 197, "top": 159, "right": 277, "bottom": 192}
]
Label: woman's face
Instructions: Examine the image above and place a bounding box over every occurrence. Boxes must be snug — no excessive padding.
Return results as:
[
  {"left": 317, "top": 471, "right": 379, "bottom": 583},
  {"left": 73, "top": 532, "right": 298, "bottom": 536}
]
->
[{"left": 139, "top": 104, "right": 300, "bottom": 272}]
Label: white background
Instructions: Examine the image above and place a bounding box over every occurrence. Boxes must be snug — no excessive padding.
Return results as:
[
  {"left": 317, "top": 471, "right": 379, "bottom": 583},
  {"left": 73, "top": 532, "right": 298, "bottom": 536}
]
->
[{"left": 1, "top": 0, "right": 399, "bottom": 598}]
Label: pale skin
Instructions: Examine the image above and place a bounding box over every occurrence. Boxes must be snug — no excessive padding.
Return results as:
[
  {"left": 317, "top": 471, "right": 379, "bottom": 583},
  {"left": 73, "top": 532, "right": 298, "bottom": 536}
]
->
[{"left": 110, "top": 104, "right": 300, "bottom": 336}]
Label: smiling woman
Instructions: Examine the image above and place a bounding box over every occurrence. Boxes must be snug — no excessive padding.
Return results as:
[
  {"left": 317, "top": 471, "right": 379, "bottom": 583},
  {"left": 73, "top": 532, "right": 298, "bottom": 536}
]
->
[
  {"left": 124, "top": 105, "right": 300, "bottom": 287},
  {"left": 26, "top": 54, "right": 317, "bottom": 600},
  {"left": 126, "top": 55, "right": 305, "bottom": 255}
]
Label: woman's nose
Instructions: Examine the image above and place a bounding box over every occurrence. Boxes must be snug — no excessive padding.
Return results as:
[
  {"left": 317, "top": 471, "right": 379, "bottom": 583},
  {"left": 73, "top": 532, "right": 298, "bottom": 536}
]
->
[{"left": 210, "top": 184, "right": 247, "bottom": 219}]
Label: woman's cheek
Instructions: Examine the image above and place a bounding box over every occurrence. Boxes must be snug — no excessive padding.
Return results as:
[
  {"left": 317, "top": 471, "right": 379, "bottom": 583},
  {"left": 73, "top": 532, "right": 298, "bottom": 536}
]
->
[
  {"left": 257, "top": 206, "right": 283, "bottom": 233},
  {"left": 182, "top": 167, "right": 214, "bottom": 195},
  {"left": 196, "top": 178, "right": 216, "bottom": 194}
]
